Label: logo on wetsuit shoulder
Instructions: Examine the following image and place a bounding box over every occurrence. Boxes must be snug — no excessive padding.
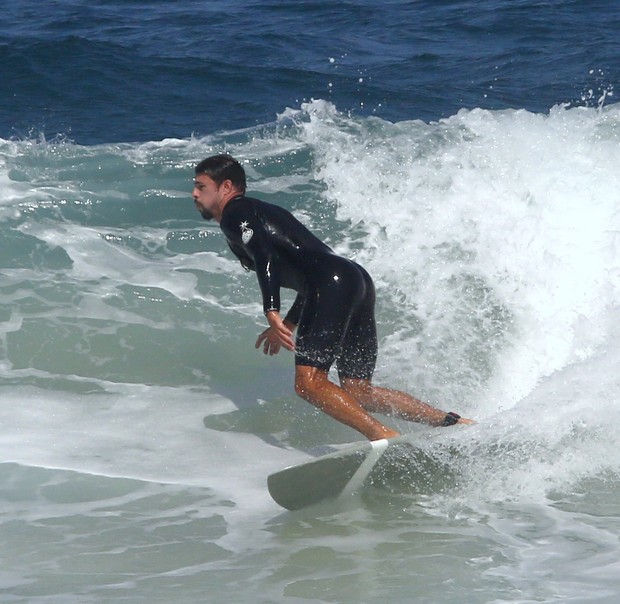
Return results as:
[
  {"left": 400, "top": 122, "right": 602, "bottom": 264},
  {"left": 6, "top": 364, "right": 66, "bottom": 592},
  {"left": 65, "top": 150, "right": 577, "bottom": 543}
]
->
[{"left": 240, "top": 221, "right": 254, "bottom": 244}]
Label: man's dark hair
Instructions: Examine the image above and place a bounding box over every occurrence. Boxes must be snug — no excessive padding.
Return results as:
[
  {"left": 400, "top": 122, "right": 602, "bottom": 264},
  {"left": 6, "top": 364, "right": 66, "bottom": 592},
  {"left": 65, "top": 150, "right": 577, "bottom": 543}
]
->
[{"left": 195, "top": 154, "right": 247, "bottom": 193}]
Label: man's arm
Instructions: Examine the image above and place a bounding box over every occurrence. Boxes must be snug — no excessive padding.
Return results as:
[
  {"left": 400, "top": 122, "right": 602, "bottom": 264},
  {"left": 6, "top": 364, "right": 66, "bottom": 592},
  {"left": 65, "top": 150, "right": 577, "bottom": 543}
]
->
[{"left": 221, "top": 201, "right": 282, "bottom": 315}]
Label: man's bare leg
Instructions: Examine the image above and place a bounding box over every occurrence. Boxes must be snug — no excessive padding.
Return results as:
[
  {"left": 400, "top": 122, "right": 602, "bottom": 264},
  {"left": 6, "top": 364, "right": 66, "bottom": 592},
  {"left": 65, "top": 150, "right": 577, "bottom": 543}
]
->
[
  {"left": 295, "top": 366, "right": 400, "bottom": 440},
  {"left": 340, "top": 377, "right": 474, "bottom": 426}
]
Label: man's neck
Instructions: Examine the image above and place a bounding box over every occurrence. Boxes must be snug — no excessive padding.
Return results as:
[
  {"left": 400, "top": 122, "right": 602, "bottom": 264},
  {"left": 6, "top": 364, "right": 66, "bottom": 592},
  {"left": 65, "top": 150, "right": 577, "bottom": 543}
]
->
[{"left": 218, "top": 190, "right": 245, "bottom": 218}]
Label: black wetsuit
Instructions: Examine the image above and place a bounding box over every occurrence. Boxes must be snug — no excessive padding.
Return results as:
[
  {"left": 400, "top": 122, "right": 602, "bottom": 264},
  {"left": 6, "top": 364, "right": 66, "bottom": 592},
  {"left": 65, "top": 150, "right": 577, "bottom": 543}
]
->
[{"left": 219, "top": 195, "right": 377, "bottom": 380}]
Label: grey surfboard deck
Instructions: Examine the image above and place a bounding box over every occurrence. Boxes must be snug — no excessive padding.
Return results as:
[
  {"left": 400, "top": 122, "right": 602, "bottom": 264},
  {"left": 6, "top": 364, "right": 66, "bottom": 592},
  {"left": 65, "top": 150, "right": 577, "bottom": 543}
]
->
[{"left": 268, "top": 435, "right": 442, "bottom": 510}]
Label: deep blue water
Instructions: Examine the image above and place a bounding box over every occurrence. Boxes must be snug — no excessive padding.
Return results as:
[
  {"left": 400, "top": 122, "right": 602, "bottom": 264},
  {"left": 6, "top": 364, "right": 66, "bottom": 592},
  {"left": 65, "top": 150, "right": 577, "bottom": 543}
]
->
[{"left": 1, "top": 0, "right": 619, "bottom": 144}]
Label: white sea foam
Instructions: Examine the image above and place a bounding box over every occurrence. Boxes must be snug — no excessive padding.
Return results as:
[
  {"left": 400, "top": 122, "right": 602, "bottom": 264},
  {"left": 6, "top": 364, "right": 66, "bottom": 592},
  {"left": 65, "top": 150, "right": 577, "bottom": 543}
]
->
[{"left": 294, "top": 100, "right": 620, "bottom": 398}]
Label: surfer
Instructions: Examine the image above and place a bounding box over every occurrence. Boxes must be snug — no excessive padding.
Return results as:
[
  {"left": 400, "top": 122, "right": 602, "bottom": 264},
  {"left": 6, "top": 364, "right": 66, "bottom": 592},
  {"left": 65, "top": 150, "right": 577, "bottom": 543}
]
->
[{"left": 192, "top": 154, "right": 474, "bottom": 440}]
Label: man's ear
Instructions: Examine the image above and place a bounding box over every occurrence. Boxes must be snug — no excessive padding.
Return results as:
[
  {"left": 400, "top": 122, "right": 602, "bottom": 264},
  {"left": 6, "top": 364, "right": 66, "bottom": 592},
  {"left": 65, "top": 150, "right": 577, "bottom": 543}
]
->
[{"left": 221, "top": 179, "right": 234, "bottom": 194}]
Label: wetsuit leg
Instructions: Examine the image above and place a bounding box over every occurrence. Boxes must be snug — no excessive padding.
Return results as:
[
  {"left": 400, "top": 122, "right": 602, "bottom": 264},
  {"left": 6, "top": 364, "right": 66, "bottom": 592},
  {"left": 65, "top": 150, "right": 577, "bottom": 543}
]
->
[
  {"left": 336, "top": 265, "right": 377, "bottom": 380},
  {"left": 294, "top": 258, "right": 378, "bottom": 380}
]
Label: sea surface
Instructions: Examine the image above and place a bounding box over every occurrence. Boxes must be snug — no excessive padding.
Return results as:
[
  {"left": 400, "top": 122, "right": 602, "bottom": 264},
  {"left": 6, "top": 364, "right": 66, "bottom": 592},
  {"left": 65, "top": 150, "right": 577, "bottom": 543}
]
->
[{"left": 1, "top": 1, "right": 620, "bottom": 602}]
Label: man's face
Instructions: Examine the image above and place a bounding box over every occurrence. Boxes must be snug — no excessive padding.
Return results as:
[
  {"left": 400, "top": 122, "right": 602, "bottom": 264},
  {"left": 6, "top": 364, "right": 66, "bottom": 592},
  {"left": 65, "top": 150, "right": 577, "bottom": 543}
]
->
[{"left": 192, "top": 174, "right": 222, "bottom": 221}]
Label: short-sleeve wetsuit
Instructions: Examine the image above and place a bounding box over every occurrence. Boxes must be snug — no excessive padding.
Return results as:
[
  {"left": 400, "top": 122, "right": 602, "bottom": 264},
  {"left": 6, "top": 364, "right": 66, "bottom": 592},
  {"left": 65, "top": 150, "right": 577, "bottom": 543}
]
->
[{"left": 219, "top": 195, "right": 378, "bottom": 380}]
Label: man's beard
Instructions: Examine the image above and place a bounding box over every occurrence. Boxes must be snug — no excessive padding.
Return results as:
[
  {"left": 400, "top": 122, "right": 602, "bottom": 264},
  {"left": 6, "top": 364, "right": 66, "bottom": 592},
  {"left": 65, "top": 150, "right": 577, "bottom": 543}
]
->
[{"left": 201, "top": 209, "right": 215, "bottom": 221}]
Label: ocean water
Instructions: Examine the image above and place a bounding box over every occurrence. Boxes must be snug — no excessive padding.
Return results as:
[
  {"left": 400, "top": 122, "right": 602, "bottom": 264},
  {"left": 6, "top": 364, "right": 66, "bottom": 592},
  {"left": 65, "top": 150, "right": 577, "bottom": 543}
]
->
[{"left": 2, "top": 1, "right": 620, "bottom": 602}]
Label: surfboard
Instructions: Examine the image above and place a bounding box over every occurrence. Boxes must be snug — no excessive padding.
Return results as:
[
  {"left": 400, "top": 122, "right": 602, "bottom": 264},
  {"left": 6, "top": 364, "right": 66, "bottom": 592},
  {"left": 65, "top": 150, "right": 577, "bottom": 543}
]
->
[{"left": 267, "top": 435, "right": 453, "bottom": 510}]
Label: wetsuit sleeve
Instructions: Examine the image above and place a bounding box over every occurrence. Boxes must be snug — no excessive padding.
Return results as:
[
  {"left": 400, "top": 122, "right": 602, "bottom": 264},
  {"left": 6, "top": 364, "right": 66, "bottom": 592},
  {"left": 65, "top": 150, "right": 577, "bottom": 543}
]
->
[{"left": 221, "top": 200, "right": 282, "bottom": 314}]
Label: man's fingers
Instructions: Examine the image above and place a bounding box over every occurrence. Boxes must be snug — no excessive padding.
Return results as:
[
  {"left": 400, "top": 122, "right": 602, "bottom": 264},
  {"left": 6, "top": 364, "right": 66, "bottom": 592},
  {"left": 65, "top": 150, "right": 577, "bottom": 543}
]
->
[
  {"left": 255, "top": 329, "right": 268, "bottom": 349},
  {"left": 276, "top": 325, "right": 295, "bottom": 350},
  {"left": 278, "top": 331, "right": 295, "bottom": 351},
  {"left": 256, "top": 324, "right": 295, "bottom": 354}
]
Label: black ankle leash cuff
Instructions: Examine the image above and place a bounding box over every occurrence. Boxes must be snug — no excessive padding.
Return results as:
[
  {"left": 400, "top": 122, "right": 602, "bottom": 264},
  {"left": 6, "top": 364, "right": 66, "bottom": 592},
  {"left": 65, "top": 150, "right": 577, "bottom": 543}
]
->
[{"left": 441, "top": 411, "right": 461, "bottom": 426}]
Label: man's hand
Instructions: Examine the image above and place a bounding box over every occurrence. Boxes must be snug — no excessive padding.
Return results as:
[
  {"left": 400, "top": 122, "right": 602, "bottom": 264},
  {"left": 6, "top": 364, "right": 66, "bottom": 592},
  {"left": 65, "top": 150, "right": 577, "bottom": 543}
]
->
[{"left": 255, "top": 311, "right": 296, "bottom": 355}]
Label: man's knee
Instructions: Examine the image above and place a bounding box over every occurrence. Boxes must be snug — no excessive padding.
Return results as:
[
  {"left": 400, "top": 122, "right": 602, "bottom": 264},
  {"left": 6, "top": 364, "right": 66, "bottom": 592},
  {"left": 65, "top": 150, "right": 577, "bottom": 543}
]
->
[{"left": 294, "top": 376, "right": 310, "bottom": 399}]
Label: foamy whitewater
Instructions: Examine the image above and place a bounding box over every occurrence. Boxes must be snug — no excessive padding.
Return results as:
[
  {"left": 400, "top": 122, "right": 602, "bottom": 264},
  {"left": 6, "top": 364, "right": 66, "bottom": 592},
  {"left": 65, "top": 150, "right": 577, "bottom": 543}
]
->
[{"left": 2, "top": 101, "right": 620, "bottom": 602}]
